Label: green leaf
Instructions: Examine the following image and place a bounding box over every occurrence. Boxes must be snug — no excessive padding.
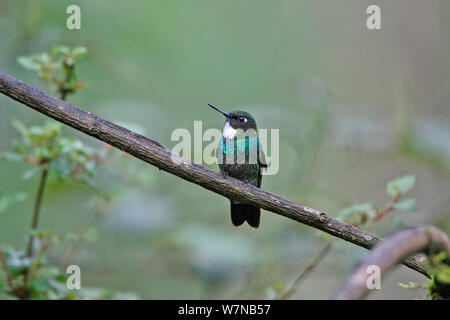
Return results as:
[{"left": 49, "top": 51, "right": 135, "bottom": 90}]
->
[
  {"left": 389, "top": 216, "right": 405, "bottom": 229},
  {"left": 29, "top": 126, "right": 45, "bottom": 137},
  {"left": 52, "top": 46, "right": 70, "bottom": 55},
  {"left": 393, "top": 199, "right": 417, "bottom": 212},
  {"left": 0, "top": 192, "right": 27, "bottom": 215},
  {"left": 49, "top": 159, "right": 72, "bottom": 179},
  {"left": 72, "top": 46, "right": 87, "bottom": 56},
  {"left": 22, "top": 168, "right": 39, "bottom": 180},
  {"left": 387, "top": 175, "right": 416, "bottom": 197},
  {"left": 45, "top": 121, "right": 62, "bottom": 135},
  {"left": 67, "top": 291, "right": 77, "bottom": 299},
  {"left": 30, "top": 277, "right": 49, "bottom": 294},
  {"left": 84, "top": 161, "right": 97, "bottom": 176},
  {"left": 0, "top": 152, "right": 23, "bottom": 163},
  {"left": 339, "top": 203, "right": 376, "bottom": 217},
  {"left": 55, "top": 274, "right": 67, "bottom": 283},
  {"left": 429, "top": 252, "right": 450, "bottom": 285},
  {"left": 39, "top": 267, "right": 60, "bottom": 277},
  {"left": 11, "top": 120, "right": 28, "bottom": 137},
  {"left": 64, "top": 57, "right": 75, "bottom": 67},
  {"left": 17, "top": 56, "right": 40, "bottom": 71},
  {"left": 5, "top": 249, "right": 30, "bottom": 275},
  {"left": 36, "top": 52, "right": 50, "bottom": 65}
]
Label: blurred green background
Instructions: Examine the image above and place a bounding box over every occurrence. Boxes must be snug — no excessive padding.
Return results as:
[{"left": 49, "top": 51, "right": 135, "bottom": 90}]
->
[{"left": 1, "top": 0, "right": 450, "bottom": 299}]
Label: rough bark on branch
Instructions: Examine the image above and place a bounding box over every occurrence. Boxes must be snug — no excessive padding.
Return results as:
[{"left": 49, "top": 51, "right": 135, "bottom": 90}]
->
[
  {"left": 332, "top": 226, "right": 450, "bottom": 300},
  {"left": 0, "top": 71, "right": 430, "bottom": 278}
]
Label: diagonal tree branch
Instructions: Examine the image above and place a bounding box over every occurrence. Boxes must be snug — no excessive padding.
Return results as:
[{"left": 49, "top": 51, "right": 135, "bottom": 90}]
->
[
  {"left": 0, "top": 71, "right": 430, "bottom": 278},
  {"left": 332, "top": 226, "right": 450, "bottom": 300}
]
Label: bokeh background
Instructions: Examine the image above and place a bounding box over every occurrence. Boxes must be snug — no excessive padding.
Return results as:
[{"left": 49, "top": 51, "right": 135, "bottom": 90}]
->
[{"left": 1, "top": 0, "right": 450, "bottom": 299}]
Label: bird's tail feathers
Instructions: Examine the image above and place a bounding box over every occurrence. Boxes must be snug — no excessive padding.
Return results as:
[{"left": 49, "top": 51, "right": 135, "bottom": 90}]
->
[{"left": 230, "top": 202, "right": 260, "bottom": 228}]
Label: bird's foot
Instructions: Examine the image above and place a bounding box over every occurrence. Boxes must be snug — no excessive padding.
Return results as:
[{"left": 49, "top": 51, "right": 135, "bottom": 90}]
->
[
  {"left": 242, "top": 178, "right": 249, "bottom": 186},
  {"left": 221, "top": 171, "right": 228, "bottom": 179}
]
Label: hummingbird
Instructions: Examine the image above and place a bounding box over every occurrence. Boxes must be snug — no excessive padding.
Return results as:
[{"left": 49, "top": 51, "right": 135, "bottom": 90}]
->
[{"left": 208, "top": 104, "right": 267, "bottom": 228}]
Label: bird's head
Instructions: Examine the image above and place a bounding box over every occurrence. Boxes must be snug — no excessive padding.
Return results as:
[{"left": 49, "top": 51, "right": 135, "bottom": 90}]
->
[{"left": 208, "top": 104, "right": 257, "bottom": 133}]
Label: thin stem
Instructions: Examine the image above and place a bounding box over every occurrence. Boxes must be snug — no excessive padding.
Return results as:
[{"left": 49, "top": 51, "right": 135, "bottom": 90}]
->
[
  {"left": 26, "top": 167, "right": 48, "bottom": 257},
  {"left": 58, "top": 61, "right": 74, "bottom": 101},
  {"left": 60, "top": 90, "right": 67, "bottom": 101},
  {"left": 280, "top": 242, "right": 333, "bottom": 300},
  {"left": 23, "top": 167, "right": 48, "bottom": 291}
]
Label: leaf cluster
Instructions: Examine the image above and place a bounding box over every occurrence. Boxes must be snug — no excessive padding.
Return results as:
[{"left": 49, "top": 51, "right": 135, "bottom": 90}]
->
[
  {"left": 338, "top": 175, "right": 417, "bottom": 229},
  {"left": 17, "top": 46, "right": 88, "bottom": 99},
  {"left": 2, "top": 120, "right": 115, "bottom": 187}
]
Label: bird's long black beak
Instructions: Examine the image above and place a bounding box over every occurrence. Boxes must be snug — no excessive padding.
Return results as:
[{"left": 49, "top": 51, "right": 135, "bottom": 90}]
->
[{"left": 208, "top": 104, "right": 230, "bottom": 118}]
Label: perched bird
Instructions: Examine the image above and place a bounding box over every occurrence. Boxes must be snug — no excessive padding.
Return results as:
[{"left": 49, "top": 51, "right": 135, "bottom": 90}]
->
[{"left": 208, "top": 104, "right": 267, "bottom": 228}]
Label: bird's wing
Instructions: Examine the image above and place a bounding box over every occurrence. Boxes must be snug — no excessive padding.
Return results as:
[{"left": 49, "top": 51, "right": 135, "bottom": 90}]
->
[
  {"left": 257, "top": 142, "right": 267, "bottom": 188},
  {"left": 216, "top": 138, "right": 224, "bottom": 167},
  {"left": 258, "top": 148, "right": 267, "bottom": 168}
]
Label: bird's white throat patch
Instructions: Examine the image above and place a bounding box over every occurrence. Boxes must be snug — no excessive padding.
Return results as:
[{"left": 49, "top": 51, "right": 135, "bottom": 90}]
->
[{"left": 223, "top": 121, "right": 237, "bottom": 139}]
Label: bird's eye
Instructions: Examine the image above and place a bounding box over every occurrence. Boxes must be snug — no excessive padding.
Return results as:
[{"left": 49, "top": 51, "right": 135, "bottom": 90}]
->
[{"left": 239, "top": 117, "right": 247, "bottom": 123}]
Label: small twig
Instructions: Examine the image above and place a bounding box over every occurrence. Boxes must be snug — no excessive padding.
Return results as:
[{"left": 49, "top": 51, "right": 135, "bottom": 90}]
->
[
  {"left": 23, "top": 167, "right": 48, "bottom": 290},
  {"left": 58, "top": 61, "right": 74, "bottom": 101},
  {"left": 332, "top": 226, "right": 450, "bottom": 300},
  {"left": 25, "top": 167, "right": 49, "bottom": 258},
  {"left": 60, "top": 90, "right": 67, "bottom": 102},
  {"left": 280, "top": 242, "right": 333, "bottom": 299}
]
